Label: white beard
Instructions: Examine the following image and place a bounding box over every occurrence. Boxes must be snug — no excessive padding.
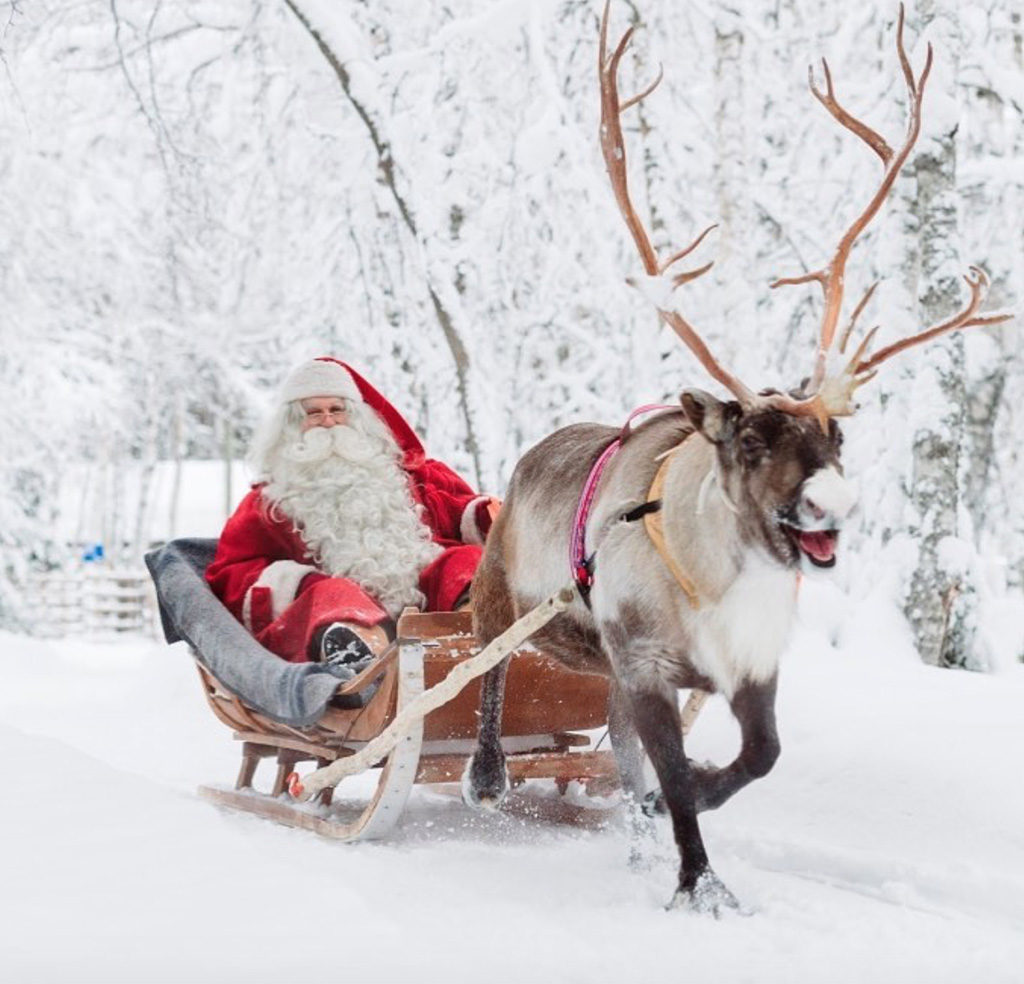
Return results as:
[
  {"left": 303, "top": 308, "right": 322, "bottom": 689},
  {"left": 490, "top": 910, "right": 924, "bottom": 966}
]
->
[{"left": 262, "top": 414, "right": 442, "bottom": 619}]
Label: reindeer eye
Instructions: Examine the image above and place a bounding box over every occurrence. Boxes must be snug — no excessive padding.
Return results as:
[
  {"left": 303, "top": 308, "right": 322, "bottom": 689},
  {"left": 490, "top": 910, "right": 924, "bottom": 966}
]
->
[{"left": 740, "top": 433, "right": 766, "bottom": 460}]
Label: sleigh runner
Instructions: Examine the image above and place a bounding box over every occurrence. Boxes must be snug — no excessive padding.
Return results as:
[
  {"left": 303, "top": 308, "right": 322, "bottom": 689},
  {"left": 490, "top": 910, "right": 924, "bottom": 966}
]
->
[{"left": 147, "top": 539, "right": 619, "bottom": 841}]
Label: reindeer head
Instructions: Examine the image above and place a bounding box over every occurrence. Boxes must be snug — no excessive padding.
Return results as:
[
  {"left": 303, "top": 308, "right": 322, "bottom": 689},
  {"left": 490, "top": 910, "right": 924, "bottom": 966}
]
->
[
  {"left": 598, "top": 2, "right": 1011, "bottom": 434},
  {"left": 681, "top": 390, "right": 854, "bottom": 571}
]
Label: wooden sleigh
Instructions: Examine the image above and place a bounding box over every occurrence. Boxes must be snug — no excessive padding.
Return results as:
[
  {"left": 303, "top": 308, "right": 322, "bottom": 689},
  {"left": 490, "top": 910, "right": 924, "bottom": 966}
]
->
[{"left": 197, "top": 607, "right": 620, "bottom": 840}]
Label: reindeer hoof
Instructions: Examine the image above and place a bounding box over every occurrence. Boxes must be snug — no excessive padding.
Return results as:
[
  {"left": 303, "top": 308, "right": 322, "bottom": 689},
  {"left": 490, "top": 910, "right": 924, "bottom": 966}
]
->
[
  {"left": 641, "top": 788, "right": 667, "bottom": 817},
  {"left": 461, "top": 752, "right": 510, "bottom": 811},
  {"left": 667, "top": 870, "right": 744, "bottom": 918}
]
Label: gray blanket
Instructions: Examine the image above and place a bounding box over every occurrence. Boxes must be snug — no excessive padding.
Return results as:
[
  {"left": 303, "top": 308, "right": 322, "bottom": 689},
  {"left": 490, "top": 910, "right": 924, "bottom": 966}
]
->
[{"left": 145, "top": 538, "right": 353, "bottom": 727}]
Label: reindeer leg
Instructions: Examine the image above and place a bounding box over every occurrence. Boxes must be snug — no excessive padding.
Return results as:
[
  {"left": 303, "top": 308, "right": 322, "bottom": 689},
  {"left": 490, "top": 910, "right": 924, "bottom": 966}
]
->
[
  {"left": 620, "top": 675, "right": 740, "bottom": 915},
  {"left": 608, "top": 679, "right": 646, "bottom": 801},
  {"left": 607, "top": 680, "right": 656, "bottom": 866},
  {"left": 463, "top": 543, "right": 516, "bottom": 809},
  {"left": 463, "top": 656, "right": 511, "bottom": 808},
  {"left": 691, "top": 677, "right": 780, "bottom": 812}
]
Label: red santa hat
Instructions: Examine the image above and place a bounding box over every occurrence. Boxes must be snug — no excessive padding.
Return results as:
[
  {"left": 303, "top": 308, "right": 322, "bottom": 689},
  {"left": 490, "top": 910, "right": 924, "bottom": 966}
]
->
[
  {"left": 280, "top": 357, "right": 427, "bottom": 471},
  {"left": 278, "top": 358, "right": 362, "bottom": 404}
]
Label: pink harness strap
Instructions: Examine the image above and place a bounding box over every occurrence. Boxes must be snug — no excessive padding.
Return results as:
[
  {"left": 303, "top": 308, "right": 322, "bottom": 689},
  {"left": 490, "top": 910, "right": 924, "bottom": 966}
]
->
[{"left": 570, "top": 404, "right": 678, "bottom": 595}]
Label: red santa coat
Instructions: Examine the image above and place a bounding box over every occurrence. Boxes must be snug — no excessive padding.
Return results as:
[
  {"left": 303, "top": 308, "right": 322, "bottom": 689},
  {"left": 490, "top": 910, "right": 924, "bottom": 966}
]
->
[{"left": 205, "top": 360, "right": 491, "bottom": 663}]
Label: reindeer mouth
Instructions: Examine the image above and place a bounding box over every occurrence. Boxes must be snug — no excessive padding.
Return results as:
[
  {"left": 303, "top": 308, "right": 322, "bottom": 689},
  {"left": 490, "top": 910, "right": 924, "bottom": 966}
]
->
[{"left": 784, "top": 527, "right": 839, "bottom": 568}]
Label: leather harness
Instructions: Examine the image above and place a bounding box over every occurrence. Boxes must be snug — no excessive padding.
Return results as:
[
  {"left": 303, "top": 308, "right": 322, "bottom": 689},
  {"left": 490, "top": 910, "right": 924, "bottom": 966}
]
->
[
  {"left": 641, "top": 447, "right": 701, "bottom": 609},
  {"left": 571, "top": 409, "right": 700, "bottom": 610}
]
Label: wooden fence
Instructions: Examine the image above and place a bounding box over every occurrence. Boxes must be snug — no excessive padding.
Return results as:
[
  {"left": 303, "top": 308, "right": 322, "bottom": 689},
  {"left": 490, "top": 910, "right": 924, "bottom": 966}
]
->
[{"left": 26, "top": 566, "right": 158, "bottom": 638}]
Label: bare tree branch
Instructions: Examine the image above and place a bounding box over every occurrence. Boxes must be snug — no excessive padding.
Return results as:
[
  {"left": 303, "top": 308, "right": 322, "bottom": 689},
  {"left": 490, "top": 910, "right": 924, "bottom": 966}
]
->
[{"left": 282, "top": 0, "right": 482, "bottom": 486}]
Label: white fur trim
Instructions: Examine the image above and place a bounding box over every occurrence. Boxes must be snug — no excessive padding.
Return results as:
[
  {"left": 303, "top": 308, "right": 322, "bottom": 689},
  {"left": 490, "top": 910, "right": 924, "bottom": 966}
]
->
[
  {"left": 279, "top": 360, "right": 360, "bottom": 404},
  {"left": 460, "top": 496, "right": 490, "bottom": 545},
  {"left": 242, "top": 560, "right": 320, "bottom": 630}
]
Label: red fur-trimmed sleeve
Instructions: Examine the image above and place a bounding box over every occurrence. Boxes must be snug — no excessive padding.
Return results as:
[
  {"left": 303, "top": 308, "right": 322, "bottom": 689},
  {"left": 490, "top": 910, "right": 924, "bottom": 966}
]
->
[
  {"left": 205, "top": 489, "right": 318, "bottom": 630},
  {"left": 414, "top": 459, "right": 494, "bottom": 546}
]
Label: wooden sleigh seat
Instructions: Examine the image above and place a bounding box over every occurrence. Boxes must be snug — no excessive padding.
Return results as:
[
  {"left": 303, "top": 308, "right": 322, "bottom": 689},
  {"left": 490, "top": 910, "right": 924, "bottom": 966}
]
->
[{"left": 198, "top": 608, "right": 619, "bottom": 840}]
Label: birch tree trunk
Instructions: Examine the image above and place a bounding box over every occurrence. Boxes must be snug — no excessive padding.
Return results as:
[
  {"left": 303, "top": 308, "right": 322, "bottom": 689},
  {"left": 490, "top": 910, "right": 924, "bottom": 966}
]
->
[
  {"left": 168, "top": 393, "right": 184, "bottom": 542},
  {"left": 712, "top": 9, "right": 745, "bottom": 271},
  {"left": 962, "top": 356, "right": 1006, "bottom": 540},
  {"left": 133, "top": 460, "right": 157, "bottom": 564},
  {"left": 903, "top": 2, "right": 979, "bottom": 668},
  {"left": 711, "top": 4, "right": 757, "bottom": 369}
]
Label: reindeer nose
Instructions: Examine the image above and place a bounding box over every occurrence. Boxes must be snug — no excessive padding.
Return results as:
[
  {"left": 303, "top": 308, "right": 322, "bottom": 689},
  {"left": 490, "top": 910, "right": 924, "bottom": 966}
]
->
[
  {"left": 804, "top": 496, "right": 826, "bottom": 521},
  {"left": 799, "top": 466, "right": 857, "bottom": 524}
]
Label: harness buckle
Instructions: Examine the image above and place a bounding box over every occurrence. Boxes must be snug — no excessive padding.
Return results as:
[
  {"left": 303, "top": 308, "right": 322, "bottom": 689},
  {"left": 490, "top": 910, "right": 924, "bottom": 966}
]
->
[{"left": 573, "top": 561, "right": 594, "bottom": 589}]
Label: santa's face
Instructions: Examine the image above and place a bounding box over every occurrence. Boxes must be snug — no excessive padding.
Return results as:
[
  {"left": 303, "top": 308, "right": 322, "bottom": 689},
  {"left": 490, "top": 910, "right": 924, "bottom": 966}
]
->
[
  {"left": 281, "top": 409, "right": 388, "bottom": 466},
  {"left": 299, "top": 396, "right": 349, "bottom": 432},
  {"left": 261, "top": 399, "right": 442, "bottom": 618}
]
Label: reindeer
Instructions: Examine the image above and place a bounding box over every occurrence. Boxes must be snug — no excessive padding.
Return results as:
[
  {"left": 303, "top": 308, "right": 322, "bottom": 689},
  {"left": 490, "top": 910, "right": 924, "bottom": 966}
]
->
[{"left": 464, "top": 3, "right": 1010, "bottom": 914}]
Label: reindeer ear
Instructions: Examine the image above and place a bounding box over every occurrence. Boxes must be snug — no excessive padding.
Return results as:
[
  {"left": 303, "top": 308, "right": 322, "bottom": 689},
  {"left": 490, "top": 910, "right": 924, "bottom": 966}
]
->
[{"left": 680, "top": 389, "right": 738, "bottom": 445}]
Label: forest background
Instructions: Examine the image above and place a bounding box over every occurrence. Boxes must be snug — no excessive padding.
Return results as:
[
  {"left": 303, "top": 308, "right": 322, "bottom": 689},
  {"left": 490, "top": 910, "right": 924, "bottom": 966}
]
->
[{"left": 1, "top": 0, "right": 1021, "bottom": 669}]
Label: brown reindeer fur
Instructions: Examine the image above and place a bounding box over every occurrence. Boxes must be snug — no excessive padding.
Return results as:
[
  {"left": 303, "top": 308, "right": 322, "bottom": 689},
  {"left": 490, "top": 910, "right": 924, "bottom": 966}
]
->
[{"left": 467, "top": 393, "right": 850, "bottom": 913}]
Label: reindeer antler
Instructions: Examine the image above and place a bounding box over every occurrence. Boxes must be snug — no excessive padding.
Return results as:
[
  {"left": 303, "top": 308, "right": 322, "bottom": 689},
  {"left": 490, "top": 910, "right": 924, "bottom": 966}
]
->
[
  {"left": 857, "top": 266, "right": 1012, "bottom": 374},
  {"left": 598, "top": 0, "right": 758, "bottom": 407},
  {"left": 766, "top": 4, "right": 1011, "bottom": 427},
  {"left": 599, "top": 2, "right": 1011, "bottom": 428}
]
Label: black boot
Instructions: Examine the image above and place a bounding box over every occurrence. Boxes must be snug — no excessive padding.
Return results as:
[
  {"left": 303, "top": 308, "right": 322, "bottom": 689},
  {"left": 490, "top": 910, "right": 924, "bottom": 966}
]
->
[{"left": 320, "top": 623, "right": 374, "bottom": 670}]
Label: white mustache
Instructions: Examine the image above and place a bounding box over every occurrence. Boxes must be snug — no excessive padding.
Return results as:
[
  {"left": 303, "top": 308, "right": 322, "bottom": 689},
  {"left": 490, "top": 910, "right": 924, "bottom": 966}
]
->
[{"left": 282, "top": 425, "right": 382, "bottom": 464}]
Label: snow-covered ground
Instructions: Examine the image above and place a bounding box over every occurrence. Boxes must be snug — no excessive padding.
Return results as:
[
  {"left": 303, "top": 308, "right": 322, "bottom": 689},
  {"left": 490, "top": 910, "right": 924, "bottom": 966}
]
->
[{"left": 2, "top": 580, "right": 1023, "bottom": 984}]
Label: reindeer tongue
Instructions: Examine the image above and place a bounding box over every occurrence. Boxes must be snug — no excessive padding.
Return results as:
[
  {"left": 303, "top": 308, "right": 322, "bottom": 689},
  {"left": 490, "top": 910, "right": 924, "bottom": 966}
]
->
[{"left": 798, "top": 530, "right": 836, "bottom": 563}]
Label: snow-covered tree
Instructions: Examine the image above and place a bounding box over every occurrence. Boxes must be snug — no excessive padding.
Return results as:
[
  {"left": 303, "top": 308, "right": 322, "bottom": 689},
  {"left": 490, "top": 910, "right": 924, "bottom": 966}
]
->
[{"left": 0, "top": 0, "right": 1019, "bottom": 663}]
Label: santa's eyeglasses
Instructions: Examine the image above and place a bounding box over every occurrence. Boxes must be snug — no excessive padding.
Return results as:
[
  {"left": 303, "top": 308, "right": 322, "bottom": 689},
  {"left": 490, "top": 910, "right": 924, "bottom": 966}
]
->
[{"left": 303, "top": 406, "right": 348, "bottom": 424}]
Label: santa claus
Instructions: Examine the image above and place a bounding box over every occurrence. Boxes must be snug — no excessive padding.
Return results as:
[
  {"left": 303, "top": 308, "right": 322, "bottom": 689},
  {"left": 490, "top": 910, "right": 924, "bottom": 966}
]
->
[{"left": 206, "top": 358, "right": 496, "bottom": 666}]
